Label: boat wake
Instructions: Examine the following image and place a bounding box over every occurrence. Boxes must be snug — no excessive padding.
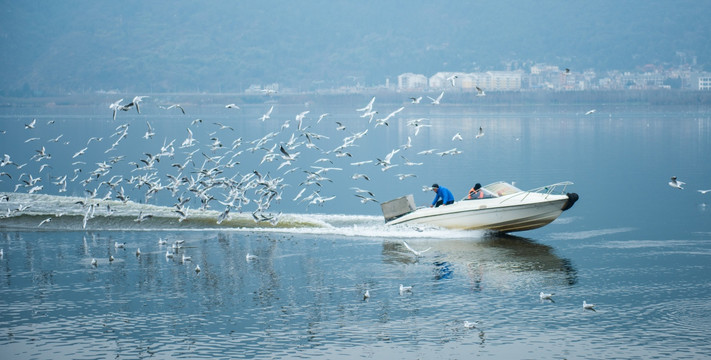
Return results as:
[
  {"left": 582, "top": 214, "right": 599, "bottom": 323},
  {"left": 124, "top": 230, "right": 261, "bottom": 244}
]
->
[{"left": 0, "top": 192, "right": 478, "bottom": 239}]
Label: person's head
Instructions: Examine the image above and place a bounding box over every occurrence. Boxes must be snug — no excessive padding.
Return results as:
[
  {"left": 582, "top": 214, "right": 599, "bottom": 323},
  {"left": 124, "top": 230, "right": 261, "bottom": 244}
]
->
[
  {"left": 432, "top": 183, "right": 439, "bottom": 192},
  {"left": 474, "top": 183, "right": 481, "bottom": 191}
]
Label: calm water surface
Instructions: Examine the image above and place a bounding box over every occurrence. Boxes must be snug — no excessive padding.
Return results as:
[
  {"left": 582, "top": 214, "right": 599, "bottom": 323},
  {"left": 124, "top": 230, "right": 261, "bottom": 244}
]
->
[{"left": 1, "top": 99, "right": 710, "bottom": 359}]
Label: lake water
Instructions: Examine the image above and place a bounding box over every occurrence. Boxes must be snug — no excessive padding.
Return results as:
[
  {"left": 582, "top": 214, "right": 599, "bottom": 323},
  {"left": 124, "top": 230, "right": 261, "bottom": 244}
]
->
[{"left": 1, "top": 96, "right": 710, "bottom": 359}]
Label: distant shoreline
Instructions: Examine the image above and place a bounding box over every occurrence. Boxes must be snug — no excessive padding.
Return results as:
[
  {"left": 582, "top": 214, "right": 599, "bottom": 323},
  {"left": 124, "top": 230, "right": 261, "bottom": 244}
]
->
[{"left": 1, "top": 89, "right": 710, "bottom": 108}]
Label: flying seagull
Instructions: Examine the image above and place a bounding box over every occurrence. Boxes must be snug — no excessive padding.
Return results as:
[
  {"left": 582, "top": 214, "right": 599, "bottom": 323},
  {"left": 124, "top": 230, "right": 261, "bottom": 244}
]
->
[
  {"left": 428, "top": 91, "right": 444, "bottom": 105},
  {"left": 128, "top": 96, "right": 148, "bottom": 114},
  {"left": 25, "top": 118, "right": 37, "bottom": 129},
  {"left": 402, "top": 240, "right": 431, "bottom": 257},
  {"left": 162, "top": 104, "right": 185, "bottom": 114},
  {"left": 669, "top": 176, "right": 685, "bottom": 189}
]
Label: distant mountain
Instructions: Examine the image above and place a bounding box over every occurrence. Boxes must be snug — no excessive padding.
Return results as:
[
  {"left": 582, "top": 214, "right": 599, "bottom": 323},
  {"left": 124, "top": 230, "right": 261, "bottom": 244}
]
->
[{"left": 1, "top": 0, "right": 709, "bottom": 95}]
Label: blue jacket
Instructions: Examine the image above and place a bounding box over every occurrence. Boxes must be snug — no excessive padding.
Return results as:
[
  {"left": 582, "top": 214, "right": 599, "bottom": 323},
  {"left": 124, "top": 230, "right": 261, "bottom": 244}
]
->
[{"left": 432, "top": 186, "right": 455, "bottom": 206}]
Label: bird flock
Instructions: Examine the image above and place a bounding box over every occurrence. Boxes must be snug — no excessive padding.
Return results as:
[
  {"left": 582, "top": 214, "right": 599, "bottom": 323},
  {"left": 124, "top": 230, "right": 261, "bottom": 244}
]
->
[
  {"left": 1, "top": 92, "right": 491, "bottom": 228},
  {"left": 3, "top": 93, "right": 704, "bottom": 230}
]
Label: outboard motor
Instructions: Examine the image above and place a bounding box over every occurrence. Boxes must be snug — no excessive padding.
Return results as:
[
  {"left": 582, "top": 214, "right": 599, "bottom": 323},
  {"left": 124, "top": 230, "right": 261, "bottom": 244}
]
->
[{"left": 561, "top": 193, "right": 579, "bottom": 211}]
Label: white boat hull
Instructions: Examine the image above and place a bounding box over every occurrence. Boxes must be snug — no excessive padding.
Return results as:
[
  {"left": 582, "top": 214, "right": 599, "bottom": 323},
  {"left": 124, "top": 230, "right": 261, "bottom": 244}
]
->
[{"left": 386, "top": 192, "right": 576, "bottom": 232}]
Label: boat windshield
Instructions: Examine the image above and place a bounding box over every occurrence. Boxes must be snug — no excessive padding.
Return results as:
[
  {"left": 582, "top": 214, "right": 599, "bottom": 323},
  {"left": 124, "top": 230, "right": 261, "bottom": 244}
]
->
[{"left": 482, "top": 182, "right": 522, "bottom": 198}]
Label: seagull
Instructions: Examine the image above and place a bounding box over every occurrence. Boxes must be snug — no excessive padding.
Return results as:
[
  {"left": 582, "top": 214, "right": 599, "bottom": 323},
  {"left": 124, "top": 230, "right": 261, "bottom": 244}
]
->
[
  {"left": 363, "top": 290, "right": 370, "bottom": 300},
  {"left": 698, "top": 189, "right": 711, "bottom": 194},
  {"left": 115, "top": 242, "right": 126, "bottom": 249},
  {"left": 400, "top": 136, "right": 412, "bottom": 149},
  {"left": 352, "top": 173, "right": 370, "bottom": 181},
  {"left": 355, "top": 194, "right": 378, "bottom": 203},
  {"left": 335, "top": 122, "right": 346, "bottom": 131},
  {"left": 165, "top": 250, "right": 174, "bottom": 259},
  {"left": 134, "top": 211, "right": 153, "bottom": 223},
  {"left": 583, "top": 301, "right": 596, "bottom": 311},
  {"left": 136, "top": 248, "right": 141, "bottom": 257},
  {"left": 25, "top": 118, "right": 37, "bottom": 129},
  {"left": 669, "top": 176, "right": 685, "bottom": 189},
  {"left": 128, "top": 96, "right": 149, "bottom": 114},
  {"left": 356, "top": 96, "right": 376, "bottom": 112},
  {"left": 585, "top": 109, "right": 596, "bottom": 115},
  {"left": 246, "top": 253, "right": 258, "bottom": 261},
  {"left": 259, "top": 105, "right": 274, "bottom": 122},
  {"left": 475, "top": 86, "right": 486, "bottom": 96},
  {"left": 463, "top": 321, "right": 478, "bottom": 329},
  {"left": 397, "top": 173, "right": 416, "bottom": 181},
  {"left": 109, "top": 99, "right": 131, "bottom": 120},
  {"left": 213, "top": 122, "right": 234, "bottom": 131},
  {"left": 109, "top": 255, "right": 114, "bottom": 263},
  {"left": 87, "top": 136, "right": 103, "bottom": 145},
  {"left": 181, "top": 254, "right": 192, "bottom": 262},
  {"left": 452, "top": 132, "right": 463, "bottom": 141},
  {"left": 539, "top": 292, "right": 555, "bottom": 302},
  {"left": 1, "top": 154, "right": 16, "bottom": 167},
  {"left": 350, "top": 185, "right": 375, "bottom": 195},
  {"left": 437, "top": 148, "right": 461, "bottom": 156},
  {"left": 295, "top": 110, "right": 309, "bottom": 130},
  {"left": 225, "top": 103, "right": 240, "bottom": 109},
  {"left": 446, "top": 74, "right": 458, "bottom": 87},
  {"left": 181, "top": 128, "right": 196, "bottom": 148},
  {"left": 399, "top": 284, "right": 413, "bottom": 294},
  {"left": 428, "top": 91, "right": 444, "bottom": 105},
  {"left": 409, "top": 96, "right": 422, "bottom": 104},
  {"left": 91, "top": 258, "right": 97, "bottom": 267},
  {"left": 72, "top": 147, "right": 88, "bottom": 158},
  {"left": 143, "top": 121, "right": 155, "bottom": 139},
  {"left": 37, "top": 217, "right": 52, "bottom": 227},
  {"left": 350, "top": 160, "right": 373, "bottom": 166},
  {"left": 417, "top": 149, "right": 437, "bottom": 155},
  {"left": 401, "top": 156, "right": 423, "bottom": 166},
  {"left": 475, "top": 126, "right": 485, "bottom": 139},
  {"left": 402, "top": 240, "right": 431, "bottom": 257},
  {"left": 163, "top": 104, "right": 186, "bottom": 114},
  {"left": 195, "top": 264, "right": 201, "bottom": 273}
]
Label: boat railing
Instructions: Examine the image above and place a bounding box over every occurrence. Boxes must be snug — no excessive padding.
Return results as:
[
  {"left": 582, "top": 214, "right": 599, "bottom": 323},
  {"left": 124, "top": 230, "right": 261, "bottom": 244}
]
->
[{"left": 499, "top": 181, "right": 573, "bottom": 204}]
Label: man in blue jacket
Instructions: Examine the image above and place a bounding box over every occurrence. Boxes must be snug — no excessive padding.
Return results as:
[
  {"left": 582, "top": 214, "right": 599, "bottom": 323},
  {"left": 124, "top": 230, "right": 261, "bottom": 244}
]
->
[{"left": 430, "top": 183, "right": 454, "bottom": 207}]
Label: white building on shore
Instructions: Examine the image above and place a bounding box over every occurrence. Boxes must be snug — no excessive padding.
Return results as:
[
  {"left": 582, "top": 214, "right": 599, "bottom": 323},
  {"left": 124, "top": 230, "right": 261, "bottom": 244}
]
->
[
  {"left": 397, "top": 73, "right": 428, "bottom": 90},
  {"left": 427, "top": 71, "right": 522, "bottom": 92}
]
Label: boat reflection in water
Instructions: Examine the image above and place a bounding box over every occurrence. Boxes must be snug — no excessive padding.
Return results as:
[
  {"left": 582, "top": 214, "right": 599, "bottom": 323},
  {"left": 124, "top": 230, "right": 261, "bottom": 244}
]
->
[{"left": 382, "top": 232, "right": 577, "bottom": 291}]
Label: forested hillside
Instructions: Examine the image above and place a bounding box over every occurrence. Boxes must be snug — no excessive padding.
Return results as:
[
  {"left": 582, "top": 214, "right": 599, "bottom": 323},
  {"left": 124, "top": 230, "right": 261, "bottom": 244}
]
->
[{"left": 1, "top": 0, "right": 709, "bottom": 95}]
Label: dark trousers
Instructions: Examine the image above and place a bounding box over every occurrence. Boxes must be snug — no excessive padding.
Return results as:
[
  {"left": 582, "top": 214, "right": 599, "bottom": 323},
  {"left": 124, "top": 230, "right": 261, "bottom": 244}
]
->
[{"left": 435, "top": 200, "right": 454, "bottom": 207}]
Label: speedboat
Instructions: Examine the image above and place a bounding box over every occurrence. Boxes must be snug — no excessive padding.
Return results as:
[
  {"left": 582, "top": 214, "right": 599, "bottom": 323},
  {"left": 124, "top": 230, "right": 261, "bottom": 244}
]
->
[{"left": 382, "top": 181, "right": 578, "bottom": 232}]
